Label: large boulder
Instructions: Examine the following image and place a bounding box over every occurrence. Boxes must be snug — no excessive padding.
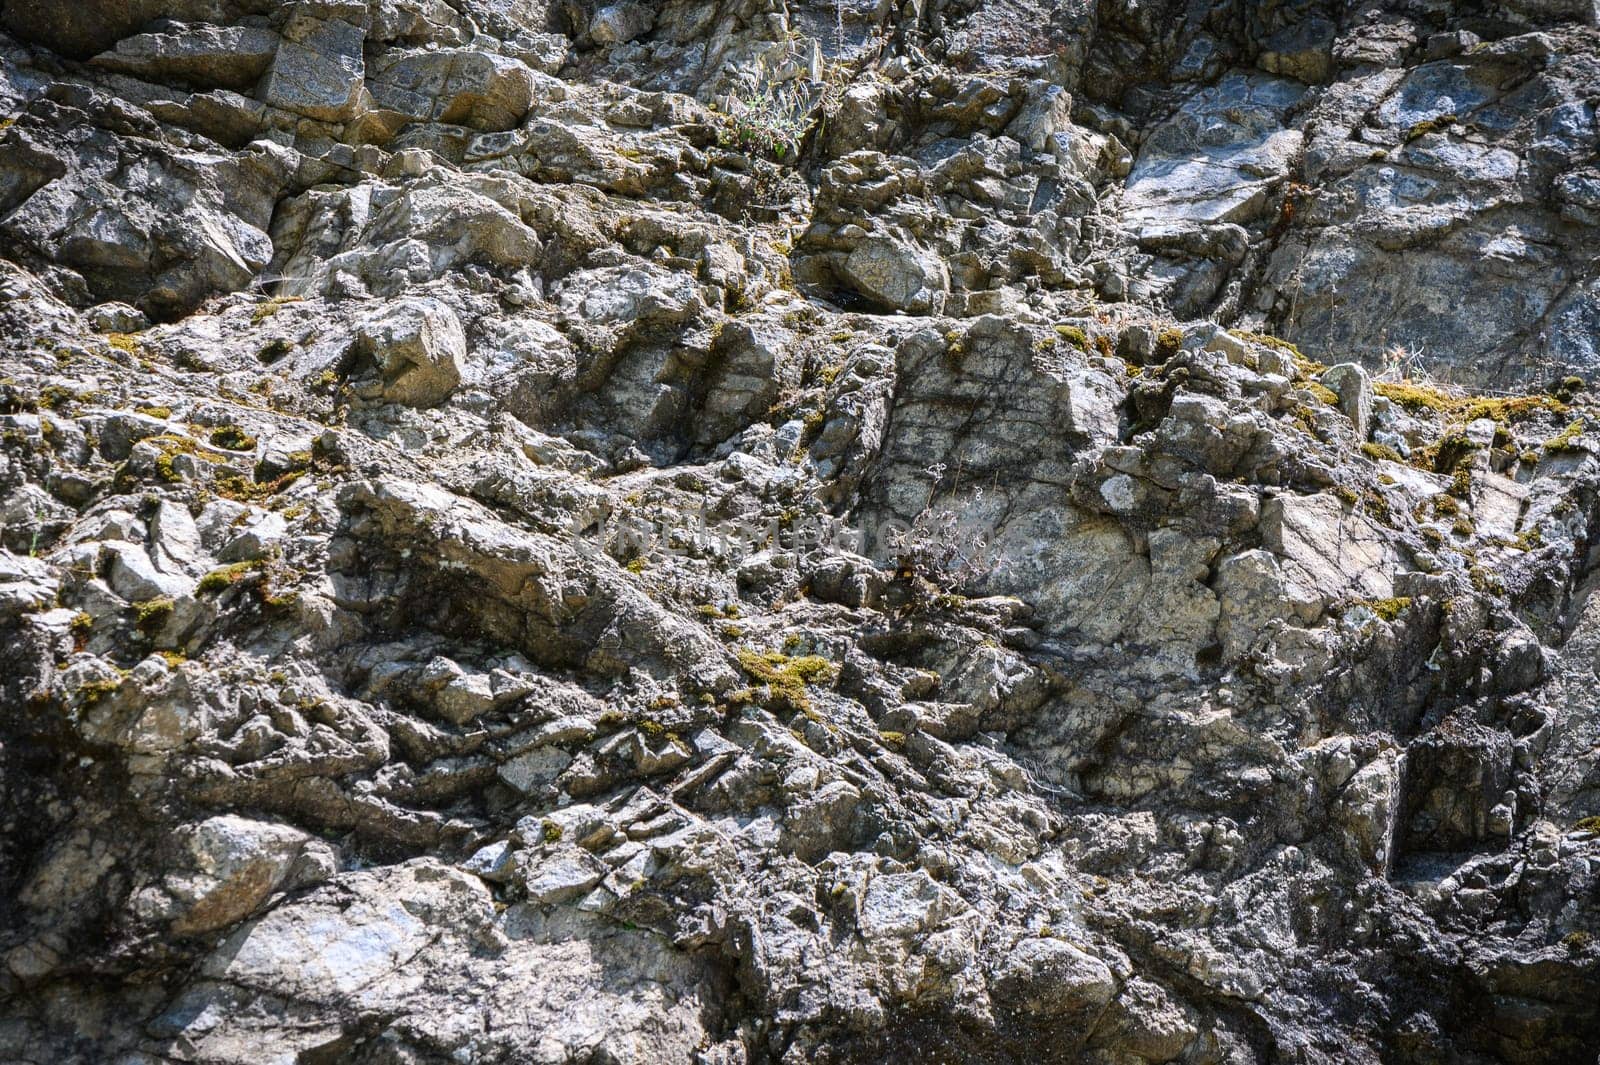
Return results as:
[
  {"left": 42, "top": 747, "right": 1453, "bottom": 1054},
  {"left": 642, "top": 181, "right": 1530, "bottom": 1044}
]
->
[
  {"left": 0, "top": 107, "right": 289, "bottom": 316},
  {"left": 258, "top": 4, "right": 368, "bottom": 123},
  {"left": 589, "top": 2, "right": 656, "bottom": 44},
  {"left": 1, "top": 0, "right": 174, "bottom": 57},
  {"left": 367, "top": 49, "right": 539, "bottom": 130},
  {"left": 355, "top": 297, "right": 467, "bottom": 408},
  {"left": 159, "top": 816, "right": 335, "bottom": 936},
  {"left": 842, "top": 235, "right": 949, "bottom": 314},
  {"left": 268, "top": 173, "right": 547, "bottom": 297},
  {"left": 88, "top": 23, "right": 281, "bottom": 91},
  {"left": 1260, "top": 492, "right": 1401, "bottom": 619},
  {"left": 1121, "top": 73, "right": 1305, "bottom": 231}
]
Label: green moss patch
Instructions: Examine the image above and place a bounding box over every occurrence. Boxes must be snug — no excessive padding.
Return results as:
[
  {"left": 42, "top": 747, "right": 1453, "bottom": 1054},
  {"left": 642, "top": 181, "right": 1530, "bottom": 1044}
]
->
[{"left": 736, "top": 650, "right": 837, "bottom": 712}]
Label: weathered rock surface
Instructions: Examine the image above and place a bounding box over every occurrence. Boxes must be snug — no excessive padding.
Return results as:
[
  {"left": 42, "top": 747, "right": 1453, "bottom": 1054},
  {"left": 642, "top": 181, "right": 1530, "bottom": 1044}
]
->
[{"left": 2, "top": 2, "right": 1600, "bottom": 1063}]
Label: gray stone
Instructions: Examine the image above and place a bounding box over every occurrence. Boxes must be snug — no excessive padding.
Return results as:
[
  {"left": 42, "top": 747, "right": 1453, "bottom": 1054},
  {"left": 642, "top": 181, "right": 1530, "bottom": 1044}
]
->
[
  {"left": 858, "top": 870, "right": 960, "bottom": 939},
  {"left": 842, "top": 236, "right": 949, "bottom": 314},
  {"left": 1258, "top": 18, "right": 1336, "bottom": 83},
  {"left": 1260, "top": 493, "right": 1400, "bottom": 618},
  {"left": 89, "top": 24, "right": 281, "bottom": 91},
  {"left": 498, "top": 746, "right": 573, "bottom": 794},
  {"left": 355, "top": 297, "right": 466, "bottom": 408},
  {"left": 368, "top": 49, "right": 538, "bottom": 130},
  {"left": 165, "top": 815, "right": 333, "bottom": 936},
  {"left": 993, "top": 937, "right": 1117, "bottom": 1018},
  {"left": 1122, "top": 74, "right": 1305, "bottom": 229},
  {"left": 85, "top": 302, "right": 149, "bottom": 333},
  {"left": 1321, "top": 362, "right": 1373, "bottom": 442},
  {"left": 517, "top": 846, "right": 606, "bottom": 904},
  {"left": 0, "top": 551, "right": 58, "bottom": 615},
  {"left": 105, "top": 541, "right": 192, "bottom": 601},
  {"left": 590, "top": 3, "right": 656, "bottom": 45},
  {"left": 3, "top": 4, "right": 1600, "bottom": 1062},
  {"left": 259, "top": 10, "right": 368, "bottom": 123},
  {"left": 1, "top": 0, "right": 174, "bottom": 57}
]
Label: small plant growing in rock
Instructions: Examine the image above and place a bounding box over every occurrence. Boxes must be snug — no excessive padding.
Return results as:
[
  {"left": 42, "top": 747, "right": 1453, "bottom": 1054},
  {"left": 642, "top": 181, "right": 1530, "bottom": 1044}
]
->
[
  {"left": 1404, "top": 113, "right": 1457, "bottom": 141},
  {"left": 886, "top": 464, "right": 1009, "bottom": 604},
  {"left": 719, "top": 64, "right": 847, "bottom": 166},
  {"left": 250, "top": 296, "right": 302, "bottom": 325},
  {"left": 197, "top": 560, "right": 267, "bottom": 594},
  {"left": 1361, "top": 442, "right": 1404, "bottom": 463},
  {"left": 1306, "top": 381, "right": 1340, "bottom": 406},
  {"left": 38, "top": 385, "right": 77, "bottom": 410},
  {"left": 1544, "top": 419, "right": 1586, "bottom": 453},
  {"left": 718, "top": 81, "right": 812, "bottom": 161},
  {"left": 1376, "top": 343, "right": 1430, "bottom": 384},
  {"left": 1367, "top": 597, "right": 1411, "bottom": 622}
]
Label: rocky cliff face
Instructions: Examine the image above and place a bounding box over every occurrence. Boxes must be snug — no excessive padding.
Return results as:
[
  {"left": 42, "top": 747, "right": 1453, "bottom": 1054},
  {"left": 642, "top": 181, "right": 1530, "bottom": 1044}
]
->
[{"left": 2, "top": 1, "right": 1600, "bottom": 1062}]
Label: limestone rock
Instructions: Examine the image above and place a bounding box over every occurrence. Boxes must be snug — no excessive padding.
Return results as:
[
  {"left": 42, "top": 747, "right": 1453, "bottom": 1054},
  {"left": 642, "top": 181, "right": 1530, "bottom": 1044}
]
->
[
  {"left": 89, "top": 24, "right": 281, "bottom": 91},
  {"left": 259, "top": 8, "right": 368, "bottom": 123},
  {"left": 355, "top": 297, "right": 466, "bottom": 408},
  {"left": 1260, "top": 492, "right": 1400, "bottom": 618},
  {"left": 0, "top": 117, "right": 287, "bottom": 317},
  {"left": 163, "top": 815, "right": 335, "bottom": 936},
  {"left": 992, "top": 937, "right": 1117, "bottom": 1020},
  {"left": 1, "top": 2, "right": 1599, "bottom": 1062},
  {"left": 590, "top": 3, "right": 656, "bottom": 45},
  {"left": 368, "top": 49, "right": 539, "bottom": 130},
  {"left": 842, "top": 236, "right": 949, "bottom": 314},
  {"left": 1, "top": 0, "right": 174, "bottom": 57},
  {"left": 1322, "top": 362, "right": 1373, "bottom": 442},
  {"left": 1122, "top": 74, "right": 1305, "bottom": 230}
]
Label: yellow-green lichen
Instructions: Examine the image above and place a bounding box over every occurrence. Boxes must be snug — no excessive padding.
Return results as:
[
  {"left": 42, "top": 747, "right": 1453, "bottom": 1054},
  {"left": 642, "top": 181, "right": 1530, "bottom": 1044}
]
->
[
  {"left": 1361, "top": 442, "right": 1404, "bottom": 463},
  {"left": 250, "top": 296, "right": 303, "bottom": 325},
  {"left": 1054, "top": 324, "right": 1089, "bottom": 351},
  {"left": 1404, "top": 113, "right": 1457, "bottom": 141},
  {"left": 132, "top": 597, "right": 174, "bottom": 636},
  {"left": 736, "top": 649, "right": 837, "bottom": 713},
  {"left": 1544, "top": 420, "right": 1586, "bottom": 453},
  {"left": 1306, "top": 382, "right": 1340, "bottom": 406},
  {"left": 209, "top": 425, "right": 257, "bottom": 451},
  {"left": 76, "top": 676, "right": 124, "bottom": 706},
  {"left": 1354, "top": 597, "right": 1412, "bottom": 622},
  {"left": 197, "top": 560, "right": 267, "bottom": 594}
]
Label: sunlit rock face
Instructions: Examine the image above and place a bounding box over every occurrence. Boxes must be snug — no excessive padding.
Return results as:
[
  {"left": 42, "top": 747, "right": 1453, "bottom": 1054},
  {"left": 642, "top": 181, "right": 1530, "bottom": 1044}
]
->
[{"left": 2, "top": 2, "right": 1600, "bottom": 1063}]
